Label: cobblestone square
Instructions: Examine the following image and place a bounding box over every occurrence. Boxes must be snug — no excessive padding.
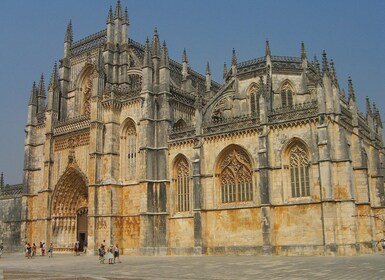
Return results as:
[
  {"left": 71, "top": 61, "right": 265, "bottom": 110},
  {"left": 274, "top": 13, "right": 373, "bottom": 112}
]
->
[{"left": 1, "top": 253, "right": 385, "bottom": 279}]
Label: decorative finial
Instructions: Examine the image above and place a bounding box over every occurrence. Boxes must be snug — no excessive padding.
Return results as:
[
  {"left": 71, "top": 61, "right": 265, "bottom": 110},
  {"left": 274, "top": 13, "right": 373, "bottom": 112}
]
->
[
  {"left": 265, "top": 40, "right": 271, "bottom": 57},
  {"left": 231, "top": 48, "right": 237, "bottom": 66},
  {"left": 49, "top": 62, "right": 59, "bottom": 89},
  {"left": 301, "top": 41, "right": 307, "bottom": 60},
  {"left": 29, "top": 81, "right": 37, "bottom": 106},
  {"left": 322, "top": 50, "right": 329, "bottom": 75},
  {"left": 348, "top": 76, "right": 356, "bottom": 102},
  {"left": 107, "top": 6, "right": 113, "bottom": 24},
  {"left": 330, "top": 59, "right": 338, "bottom": 86},
  {"left": 115, "top": 0, "right": 122, "bottom": 19},
  {"left": 314, "top": 55, "right": 320, "bottom": 75},
  {"left": 160, "top": 40, "right": 169, "bottom": 68},
  {"left": 366, "top": 96, "right": 372, "bottom": 117},
  {"left": 0, "top": 172, "right": 3, "bottom": 188},
  {"left": 124, "top": 7, "right": 129, "bottom": 25},
  {"left": 65, "top": 20, "right": 73, "bottom": 43},
  {"left": 38, "top": 73, "right": 46, "bottom": 97},
  {"left": 206, "top": 62, "right": 211, "bottom": 75},
  {"left": 143, "top": 37, "right": 152, "bottom": 68},
  {"left": 151, "top": 28, "right": 160, "bottom": 57},
  {"left": 182, "top": 48, "right": 188, "bottom": 63},
  {"left": 223, "top": 62, "right": 228, "bottom": 80}
]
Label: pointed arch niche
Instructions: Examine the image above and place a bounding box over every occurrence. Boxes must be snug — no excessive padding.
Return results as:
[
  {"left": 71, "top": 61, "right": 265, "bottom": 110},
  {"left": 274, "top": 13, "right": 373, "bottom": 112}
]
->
[
  {"left": 51, "top": 161, "right": 88, "bottom": 249},
  {"left": 280, "top": 80, "right": 295, "bottom": 108},
  {"left": 120, "top": 118, "right": 137, "bottom": 181},
  {"left": 172, "top": 154, "right": 191, "bottom": 213},
  {"left": 215, "top": 145, "right": 254, "bottom": 205},
  {"left": 247, "top": 82, "right": 260, "bottom": 115},
  {"left": 75, "top": 66, "right": 94, "bottom": 117},
  {"left": 282, "top": 139, "right": 311, "bottom": 199}
]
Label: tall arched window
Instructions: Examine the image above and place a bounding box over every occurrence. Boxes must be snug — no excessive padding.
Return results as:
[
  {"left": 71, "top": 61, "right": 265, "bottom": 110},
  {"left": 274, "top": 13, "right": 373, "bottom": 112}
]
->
[
  {"left": 281, "top": 81, "right": 294, "bottom": 108},
  {"left": 219, "top": 148, "right": 253, "bottom": 203},
  {"left": 248, "top": 83, "right": 260, "bottom": 116},
  {"left": 289, "top": 143, "right": 310, "bottom": 197},
  {"left": 121, "top": 119, "right": 137, "bottom": 181},
  {"left": 174, "top": 156, "right": 191, "bottom": 212}
]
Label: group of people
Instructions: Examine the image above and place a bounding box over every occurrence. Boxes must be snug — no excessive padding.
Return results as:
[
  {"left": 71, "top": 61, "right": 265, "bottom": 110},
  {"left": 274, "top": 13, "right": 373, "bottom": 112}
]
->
[
  {"left": 25, "top": 241, "right": 53, "bottom": 258},
  {"left": 98, "top": 241, "right": 120, "bottom": 264}
]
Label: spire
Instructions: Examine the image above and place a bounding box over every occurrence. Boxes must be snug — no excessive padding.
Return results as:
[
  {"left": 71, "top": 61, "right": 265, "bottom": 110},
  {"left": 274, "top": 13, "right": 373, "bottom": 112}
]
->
[
  {"left": 322, "top": 50, "right": 329, "bottom": 75},
  {"left": 348, "top": 76, "right": 356, "bottom": 102},
  {"left": 114, "top": 0, "right": 122, "bottom": 19},
  {"left": 49, "top": 62, "right": 59, "bottom": 90},
  {"left": 231, "top": 48, "right": 237, "bottom": 66},
  {"left": 38, "top": 74, "right": 46, "bottom": 98},
  {"left": 64, "top": 20, "right": 73, "bottom": 43},
  {"left": 123, "top": 7, "right": 129, "bottom": 25},
  {"left": 37, "top": 74, "right": 46, "bottom": 113},
  {"left": 206, "top": 62, "right": 211, "bottom": 75},
  {"left": 330, "top": 59, "right": 339, "bottom": 86},
  {"left": 265, "top": 40, "right": 271, "bottom": 57},
  {"left": 182, "top": 48, "right": 188, "bottom": 63},
  {"left": 223, "top": 62, "right": 228, "bottom": 80},
  {"left": 160, "top": 41, "right": 169, "bottom": 68},
  {"left": 151, "top": 28, "right": 160, "bottom": 58},
  {"left": 143, "top": 37, "right": 152, "bottom": 68},
  {"left": 29, "top": 81, "right": 37, "bottom": 106},
  {"left": 314, "top": 55, "right": 320, "bottom": 75},
  {"left": 366, "top": 96, "right": 372, "bottom": 117},
  {"left": 301, "top": 41, "right": 307, "bottom": 60},
  {"left": 107, "top": 6, "right": 113, "bottom": 24},
  {"left": 0, "top": 172, "right": 3, "bottom": 188}
]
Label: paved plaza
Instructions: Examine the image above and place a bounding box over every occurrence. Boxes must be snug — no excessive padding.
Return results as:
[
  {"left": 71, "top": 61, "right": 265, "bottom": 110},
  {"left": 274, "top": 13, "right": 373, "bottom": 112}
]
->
[{"left": 1, "top": 252, "right": 385, "bottom": 279}]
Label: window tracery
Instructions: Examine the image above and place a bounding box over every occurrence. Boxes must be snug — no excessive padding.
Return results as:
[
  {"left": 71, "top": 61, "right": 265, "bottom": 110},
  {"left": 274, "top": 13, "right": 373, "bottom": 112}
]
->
[
  {"left": 248, "top": 83, "right": 260, "bottom": 116},
  {"left": 174, "top": 157, "right": 190, "bottom": 212},
  {"left": 121, "top": 119, "right": 137, "bottom": 181},
  {"left": 220, "top": 149, "right": 253, "bottom": 203},
  {"left": 281, "top": 81, "right": 294, "bottom": 108},
  {"left": 289, "top": 143, "right": 310, "bottom": 197}
]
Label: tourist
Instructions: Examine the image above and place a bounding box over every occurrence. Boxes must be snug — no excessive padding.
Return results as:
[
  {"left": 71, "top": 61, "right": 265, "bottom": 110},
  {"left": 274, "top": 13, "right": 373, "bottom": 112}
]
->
[
  {"left": 83, "top": 241, "right": 88, "bottom": 254},
  {"left": 26, "top": 243, "right": 32, "bottom": 259},
  {"left": 39, "top": 241, "right": 43, "bottom": 255},
  {"left": 106, "top": 245, "right": 114, "bottom": 264},
  {"left": 42, "top": 242, "right": 46, "bottom": 256},
  {"left": 114, "top": 244, "right": 120, "bottom": 263},
  {"left": 32, "top": 243, "right": 37, "bottom": 257},
  {"left": 98, "top": 244, "right": 105, "bottom": 264},
  {"left": 48, "top": 243, "right": 53, "bottom": 257},
  {"left": 73, "top": 242, "right": 78, "bottom": 256}
]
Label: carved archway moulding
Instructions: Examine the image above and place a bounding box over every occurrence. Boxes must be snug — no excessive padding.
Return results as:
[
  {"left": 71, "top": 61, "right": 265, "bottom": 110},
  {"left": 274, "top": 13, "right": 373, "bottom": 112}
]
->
[{"left": 51, "top": 161, "right": 89, "bottom": 219}]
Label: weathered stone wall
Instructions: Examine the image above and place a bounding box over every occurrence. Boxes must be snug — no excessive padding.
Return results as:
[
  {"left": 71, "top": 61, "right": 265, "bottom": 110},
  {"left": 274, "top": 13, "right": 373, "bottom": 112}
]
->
[{"left": 0, "top": 196, "right": 23, "bottom": 252}]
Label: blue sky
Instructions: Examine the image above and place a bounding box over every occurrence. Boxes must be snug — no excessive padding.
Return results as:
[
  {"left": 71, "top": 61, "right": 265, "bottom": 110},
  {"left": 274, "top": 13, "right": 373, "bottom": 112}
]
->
[{"left": 0, "top": 0, "right": 384, "bottom": 184}]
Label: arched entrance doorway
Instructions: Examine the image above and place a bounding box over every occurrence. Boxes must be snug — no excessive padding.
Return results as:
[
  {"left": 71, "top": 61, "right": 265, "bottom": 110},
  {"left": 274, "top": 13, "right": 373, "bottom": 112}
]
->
[
  {"left": 77, "top": 207, "right": 88, "bottom": 252},
  {"left": 51, "top": 161, "right": 88, "bottom": 251}
]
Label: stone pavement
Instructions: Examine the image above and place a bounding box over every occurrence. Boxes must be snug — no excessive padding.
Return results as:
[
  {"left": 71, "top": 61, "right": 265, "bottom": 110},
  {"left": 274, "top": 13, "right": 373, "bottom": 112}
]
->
[{"left": 1, "top": 252, "right": 385, "bottom": 279}]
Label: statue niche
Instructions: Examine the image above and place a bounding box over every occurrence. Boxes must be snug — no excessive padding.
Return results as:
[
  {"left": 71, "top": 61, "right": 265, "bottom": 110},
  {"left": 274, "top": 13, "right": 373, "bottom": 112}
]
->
[{"left": 82, "top": 74, "right": 92, "bottom": 116}]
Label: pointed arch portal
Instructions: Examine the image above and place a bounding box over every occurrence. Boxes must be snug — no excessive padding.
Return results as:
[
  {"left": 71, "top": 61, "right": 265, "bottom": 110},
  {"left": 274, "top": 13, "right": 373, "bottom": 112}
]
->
[{"left": 51, "top": 163, "right": 88, "bottom": 250}]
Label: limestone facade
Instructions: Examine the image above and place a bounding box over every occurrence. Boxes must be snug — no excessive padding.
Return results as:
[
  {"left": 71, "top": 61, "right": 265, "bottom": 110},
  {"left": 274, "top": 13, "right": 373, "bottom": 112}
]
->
[{"left": 22, "top": 1, "right": 385, "bottom": 256}]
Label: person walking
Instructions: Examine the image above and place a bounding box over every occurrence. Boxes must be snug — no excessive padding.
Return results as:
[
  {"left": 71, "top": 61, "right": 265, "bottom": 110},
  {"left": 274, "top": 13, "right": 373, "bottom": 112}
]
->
[
  {"left": 48, "top": 243, "right": 53, "bottom": 257},
  {"left": 114, "top": 244, "right": 120, "bottom": 263},
  {"left": 98, "top": 244, "right": 105, "bottom": 264},
  {"left": 32, "top": 243, "right": 37, "bottom": 258},
  {"left": 26, "top": 243, "right": 32, "bottom": 259},
  {"left": 42, "top": 242, "right": 46, "bottom": 256}
]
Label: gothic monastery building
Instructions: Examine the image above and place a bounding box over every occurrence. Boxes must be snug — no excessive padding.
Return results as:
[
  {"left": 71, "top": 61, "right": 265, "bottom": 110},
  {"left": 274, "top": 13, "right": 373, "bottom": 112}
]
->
[{"left": 18, "top": 1, "right": 385, "bottom": 256}]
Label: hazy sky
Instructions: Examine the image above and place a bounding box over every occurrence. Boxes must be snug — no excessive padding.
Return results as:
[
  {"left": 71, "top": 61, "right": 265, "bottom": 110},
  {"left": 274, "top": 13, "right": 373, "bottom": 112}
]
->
[{"left": 0, "top": 0, "right": 384, "bottom": 184}]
